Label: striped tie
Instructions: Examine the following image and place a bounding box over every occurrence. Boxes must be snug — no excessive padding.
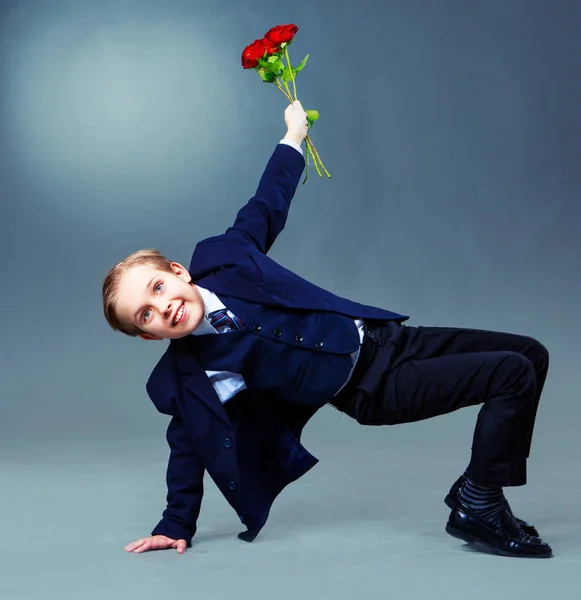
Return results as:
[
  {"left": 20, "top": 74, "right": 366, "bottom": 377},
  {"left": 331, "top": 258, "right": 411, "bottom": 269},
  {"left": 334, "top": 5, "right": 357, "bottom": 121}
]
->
[{"left": 208, "top": 308, "right": 245, "bottom": 332}]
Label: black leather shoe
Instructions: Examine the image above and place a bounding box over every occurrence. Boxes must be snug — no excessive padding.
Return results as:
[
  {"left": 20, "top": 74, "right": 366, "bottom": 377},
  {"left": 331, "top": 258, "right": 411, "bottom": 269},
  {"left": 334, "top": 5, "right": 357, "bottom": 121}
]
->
[
  {"left": 445, "top": 475, "right": 540, "bottom": 537},
  {"left": 446, "top": 501, "right": 553, "bottom": 558}
]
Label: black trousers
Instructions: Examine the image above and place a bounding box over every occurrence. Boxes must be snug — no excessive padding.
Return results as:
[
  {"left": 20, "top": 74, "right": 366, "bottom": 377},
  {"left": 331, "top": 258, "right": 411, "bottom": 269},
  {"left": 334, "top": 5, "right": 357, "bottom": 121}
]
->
[{"left": 332, "top": 321, "right": 549, "bottom": 487}]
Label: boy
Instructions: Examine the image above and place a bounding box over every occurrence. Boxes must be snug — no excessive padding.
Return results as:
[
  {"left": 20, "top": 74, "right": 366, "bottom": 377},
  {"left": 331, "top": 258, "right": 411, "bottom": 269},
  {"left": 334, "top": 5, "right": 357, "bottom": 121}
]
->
[{"left": 103, "top": 101, "right": 552, "bottom": 558}]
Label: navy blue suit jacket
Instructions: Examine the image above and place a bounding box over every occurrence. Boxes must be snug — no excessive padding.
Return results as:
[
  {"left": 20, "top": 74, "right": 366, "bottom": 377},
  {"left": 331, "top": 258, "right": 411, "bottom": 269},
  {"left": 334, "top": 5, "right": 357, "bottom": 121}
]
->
[{"left": 146, "top": 143, "right": 408, "bottom": 545}]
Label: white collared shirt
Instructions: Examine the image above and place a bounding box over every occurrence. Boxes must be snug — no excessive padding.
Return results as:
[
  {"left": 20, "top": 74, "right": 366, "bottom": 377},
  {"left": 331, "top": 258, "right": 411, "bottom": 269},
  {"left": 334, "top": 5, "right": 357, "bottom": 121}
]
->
[{"left": 192, "top": 286, "right": 249, "bottom": 403}]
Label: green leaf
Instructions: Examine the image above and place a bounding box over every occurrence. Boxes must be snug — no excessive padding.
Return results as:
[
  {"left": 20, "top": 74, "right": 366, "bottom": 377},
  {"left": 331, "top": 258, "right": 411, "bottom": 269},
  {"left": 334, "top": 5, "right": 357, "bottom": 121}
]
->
[
  {"left": 281, "top": 65, "right": 295, "bottom": 82},
  {"left": 306, "top": 109, "right": 319, "bottom": 127},
  {"left": 258, "top": 58, "right": 283, "bottom": 76},
  {"left": 294, "top": 54, "right": 309, "bottom": 73},
  {"left": 267, "top": 56, "right": 284, "bottom": 71},
  {"left": 256, "top": 67, "right": 276, "bottom": 83}
]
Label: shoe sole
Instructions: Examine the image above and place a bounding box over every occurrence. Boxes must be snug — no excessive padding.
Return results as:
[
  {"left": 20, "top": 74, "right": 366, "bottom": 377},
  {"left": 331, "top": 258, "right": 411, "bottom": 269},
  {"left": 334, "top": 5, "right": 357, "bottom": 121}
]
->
[{"left": 445, "top": 523, "right": 553, "bottom": 558}]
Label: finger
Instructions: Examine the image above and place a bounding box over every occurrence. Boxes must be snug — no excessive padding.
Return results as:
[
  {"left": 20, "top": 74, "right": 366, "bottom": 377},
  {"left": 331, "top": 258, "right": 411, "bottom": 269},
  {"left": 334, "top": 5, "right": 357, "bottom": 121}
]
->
[
  {"left": 134, "top": 540, "right": 155, "bottom": 553},
  {"left": 173, "top": 539, "right": 187, "bottom": 554},
  {"left": 125, "top": 538, "right": 145, "bottom": 552},
  {"left": 135, "top": 537, "right": 168, "bottom": 553},
  {"left": 130, "top": 542, "right": 148, "bottom": 554}
]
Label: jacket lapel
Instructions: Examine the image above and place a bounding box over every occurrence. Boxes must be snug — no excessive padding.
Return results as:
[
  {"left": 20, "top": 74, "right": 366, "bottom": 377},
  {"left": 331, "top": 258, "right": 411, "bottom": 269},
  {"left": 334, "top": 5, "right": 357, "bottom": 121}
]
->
[{"left": 171, "top": 337, "right": 232, "bottom": 427}]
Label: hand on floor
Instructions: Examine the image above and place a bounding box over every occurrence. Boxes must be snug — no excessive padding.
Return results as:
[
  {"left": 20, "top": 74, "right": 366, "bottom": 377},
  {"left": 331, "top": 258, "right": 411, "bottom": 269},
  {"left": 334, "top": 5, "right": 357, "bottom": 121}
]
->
[{"left": 124, "top": 535, "right": 187, "bottom": 554}]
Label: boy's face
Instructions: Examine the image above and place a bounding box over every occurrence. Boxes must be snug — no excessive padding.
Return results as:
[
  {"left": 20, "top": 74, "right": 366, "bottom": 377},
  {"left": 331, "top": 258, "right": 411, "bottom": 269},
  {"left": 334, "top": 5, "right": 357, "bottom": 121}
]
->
[{"left": 115, "top": 262, "right": 205, "bottom": 340}]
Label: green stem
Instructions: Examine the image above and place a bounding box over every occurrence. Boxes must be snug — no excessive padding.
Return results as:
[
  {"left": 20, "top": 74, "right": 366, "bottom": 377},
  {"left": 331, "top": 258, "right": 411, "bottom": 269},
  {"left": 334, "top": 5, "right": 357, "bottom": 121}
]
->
[
  {"left": 281, "top": 72, "right": 293, "bottom": 101},
  {"left": 285, "top": 46, "right": 297, "bottom": 101},
  {"left": 275, "top": 82, "right": 329, "bottom": 180},
  {"left": 276, "top": 81, "right": 293, "bottom": 102},
  {"left": 306, "top": 140, "right": 322, "bottom": 177},
  {"left": 305, "top": 134, "right": 331, "bottom": 178}
]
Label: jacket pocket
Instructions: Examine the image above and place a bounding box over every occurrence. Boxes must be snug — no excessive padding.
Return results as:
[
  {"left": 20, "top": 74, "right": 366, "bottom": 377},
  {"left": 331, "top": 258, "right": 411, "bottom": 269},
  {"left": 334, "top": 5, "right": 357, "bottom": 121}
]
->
[{"left": 290, "top": 362, "right": 309, "bottom": 398}]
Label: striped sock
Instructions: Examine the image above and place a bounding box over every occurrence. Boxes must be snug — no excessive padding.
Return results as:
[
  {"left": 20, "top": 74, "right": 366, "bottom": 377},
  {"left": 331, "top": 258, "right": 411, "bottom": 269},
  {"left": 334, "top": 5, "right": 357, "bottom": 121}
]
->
[{"left": 460, "top": 478, "right": 505, "bottom": 513}]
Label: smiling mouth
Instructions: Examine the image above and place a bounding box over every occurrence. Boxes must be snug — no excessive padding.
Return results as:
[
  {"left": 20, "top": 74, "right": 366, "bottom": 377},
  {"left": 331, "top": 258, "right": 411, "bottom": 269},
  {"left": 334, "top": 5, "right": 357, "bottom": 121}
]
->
[{"left": 173, "top": 303, "right": 186, "bottom": 326}]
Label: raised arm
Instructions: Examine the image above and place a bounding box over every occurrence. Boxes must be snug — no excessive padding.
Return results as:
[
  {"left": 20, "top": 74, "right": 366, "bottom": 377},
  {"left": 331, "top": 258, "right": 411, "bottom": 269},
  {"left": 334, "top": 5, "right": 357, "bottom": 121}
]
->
[{"left": 223, "top": 101, "right": 309, "bottom": 254}]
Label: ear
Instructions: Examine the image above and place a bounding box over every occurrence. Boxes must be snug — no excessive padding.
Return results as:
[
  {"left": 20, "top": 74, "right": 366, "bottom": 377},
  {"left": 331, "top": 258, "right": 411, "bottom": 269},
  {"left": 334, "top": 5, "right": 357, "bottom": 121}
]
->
[
  {"left": 170, "top": 262, "right": 192, "bottom": 283},
  {"left": 139, "top": 333, "right": 164, "bottom": 341}
]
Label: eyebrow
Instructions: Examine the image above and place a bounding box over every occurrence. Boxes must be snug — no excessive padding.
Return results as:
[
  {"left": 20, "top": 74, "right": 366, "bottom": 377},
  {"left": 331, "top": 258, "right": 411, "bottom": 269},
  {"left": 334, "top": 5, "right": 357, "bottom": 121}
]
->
[{"left": 133, "top": 276, "right": 157, "bottom": 323}]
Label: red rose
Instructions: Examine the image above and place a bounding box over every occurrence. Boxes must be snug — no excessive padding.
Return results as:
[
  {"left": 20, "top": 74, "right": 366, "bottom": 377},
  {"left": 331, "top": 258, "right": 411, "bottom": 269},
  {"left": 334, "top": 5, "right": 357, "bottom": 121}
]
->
[
  {"left": 264, "top": 24, "right": 298, "bottom": 45},
  {"left": 262, "top": 37, "right": 280, "bottom": 56},
  {"left": 241, "top": 39, "right": 269, "bottom": 69}
]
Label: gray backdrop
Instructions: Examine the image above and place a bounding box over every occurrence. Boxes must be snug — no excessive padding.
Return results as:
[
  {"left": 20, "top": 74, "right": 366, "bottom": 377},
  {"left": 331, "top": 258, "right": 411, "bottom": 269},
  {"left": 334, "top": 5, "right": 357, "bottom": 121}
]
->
[{"left": 1, "top": 1, "right": 579, "bottom": 599}]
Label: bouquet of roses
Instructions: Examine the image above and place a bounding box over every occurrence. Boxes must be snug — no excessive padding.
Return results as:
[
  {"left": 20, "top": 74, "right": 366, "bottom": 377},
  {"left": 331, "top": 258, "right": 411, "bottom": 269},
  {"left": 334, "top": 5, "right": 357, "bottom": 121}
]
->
[{"left": 241, "top": 24, "right": 330, "bottom": 184}]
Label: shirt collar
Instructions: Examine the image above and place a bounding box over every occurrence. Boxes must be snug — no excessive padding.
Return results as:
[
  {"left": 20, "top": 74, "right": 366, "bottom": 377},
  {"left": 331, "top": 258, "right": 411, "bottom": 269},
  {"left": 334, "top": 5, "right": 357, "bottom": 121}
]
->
[{"left": 190, "top": 285, "right": 225, "bottom": 336}]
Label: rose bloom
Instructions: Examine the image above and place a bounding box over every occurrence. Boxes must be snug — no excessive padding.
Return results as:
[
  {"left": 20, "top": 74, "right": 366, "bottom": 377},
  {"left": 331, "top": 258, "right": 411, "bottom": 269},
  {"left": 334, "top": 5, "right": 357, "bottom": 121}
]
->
[
  {"left": 264, "top": 24, "right": 298, "bottom": 45},
  {"left": 241, "top": 39, "right": 269, "bottom": 69},
  {"left": 262, "top": 37, "right": 280, "bottom": 56}
]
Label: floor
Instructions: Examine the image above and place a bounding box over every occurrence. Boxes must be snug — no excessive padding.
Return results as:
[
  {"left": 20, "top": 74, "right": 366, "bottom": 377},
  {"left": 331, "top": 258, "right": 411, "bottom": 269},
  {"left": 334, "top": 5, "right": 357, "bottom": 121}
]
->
[{"left": 1, "top": 409, "right": 578, "bottom": 600}]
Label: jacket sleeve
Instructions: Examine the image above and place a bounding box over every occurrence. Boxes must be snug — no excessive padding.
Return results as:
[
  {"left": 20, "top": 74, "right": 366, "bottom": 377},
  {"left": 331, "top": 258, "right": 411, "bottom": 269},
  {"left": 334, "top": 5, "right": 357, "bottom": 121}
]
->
[
  {"left": 223, "top": 143, "right": 305, "bottom": 254},
  {"left": 150, "top": 414, "right": 205, "bottom": 547}
]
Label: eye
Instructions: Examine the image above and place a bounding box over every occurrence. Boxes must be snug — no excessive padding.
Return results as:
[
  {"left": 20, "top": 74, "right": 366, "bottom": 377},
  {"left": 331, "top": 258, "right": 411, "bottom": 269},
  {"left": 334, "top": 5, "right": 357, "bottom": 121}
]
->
[
  {"left": 143, "top": 309, "right": 152, "bottom": 322},
  {"left": 155, "top": 282, "right": 163, "bottom": 293}
]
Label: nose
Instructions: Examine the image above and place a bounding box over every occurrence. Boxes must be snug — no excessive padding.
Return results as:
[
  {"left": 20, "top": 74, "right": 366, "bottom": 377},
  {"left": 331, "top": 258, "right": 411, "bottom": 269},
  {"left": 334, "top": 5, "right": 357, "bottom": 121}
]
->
[{"left": 160, "top": 301, "right": 172, "bottom": 320}]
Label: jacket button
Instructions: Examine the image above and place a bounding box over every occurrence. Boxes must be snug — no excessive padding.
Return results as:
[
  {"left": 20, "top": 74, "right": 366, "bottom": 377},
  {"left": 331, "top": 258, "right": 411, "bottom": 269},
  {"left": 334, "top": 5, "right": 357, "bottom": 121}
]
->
[
  {"left": 273, "top": 329, "right": 282, "bottom": 337},
  {"left": 228, "top": 480, "right": 237, "bottom": 490},
  {"left": 224, "top": 438, "right": 232, "bottom": 448},
  {"left": 253, "top": 324, "right": 262, "bottom": 332},
  {"left": 295, "top": 335, "right": 304, "bottom": 343},
  {"left": 315, "top": 341, "right": 324, "bottom": 348}
]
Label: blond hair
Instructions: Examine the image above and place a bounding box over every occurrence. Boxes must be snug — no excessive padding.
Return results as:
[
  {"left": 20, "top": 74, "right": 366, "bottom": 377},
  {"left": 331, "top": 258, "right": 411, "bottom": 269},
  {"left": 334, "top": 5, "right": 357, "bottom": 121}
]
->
[{"left": 102, "top": 249, "right": 174, "bottom": 336}]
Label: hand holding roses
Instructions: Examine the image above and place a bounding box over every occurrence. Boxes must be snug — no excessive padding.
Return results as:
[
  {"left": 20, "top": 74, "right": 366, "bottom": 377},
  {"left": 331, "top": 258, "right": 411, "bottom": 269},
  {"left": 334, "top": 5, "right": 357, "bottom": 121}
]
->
[
  {"left": 283, "top": 101, "right": 309, "bottom": 146},
  {"left": 241, "top": 24, "right": 329, "bottom": 183}
]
